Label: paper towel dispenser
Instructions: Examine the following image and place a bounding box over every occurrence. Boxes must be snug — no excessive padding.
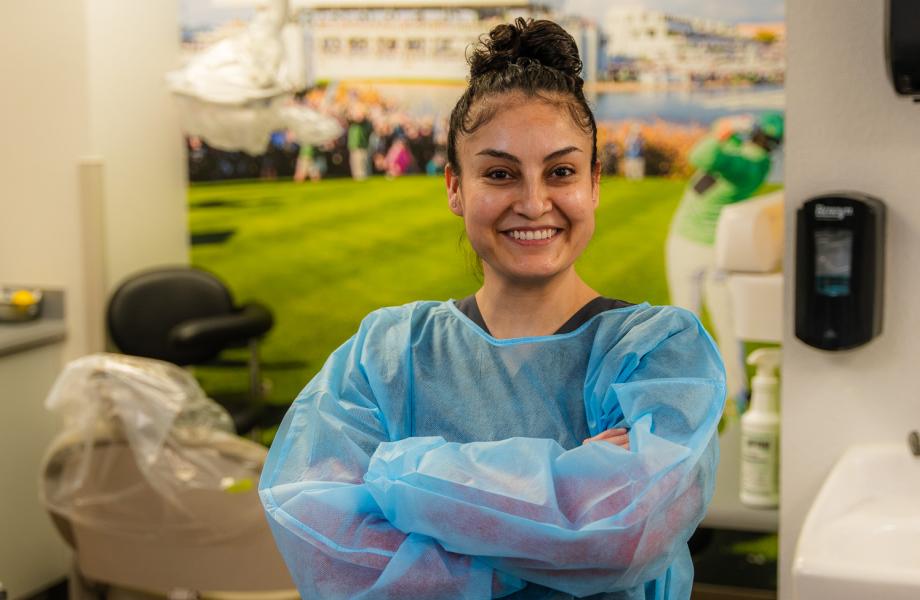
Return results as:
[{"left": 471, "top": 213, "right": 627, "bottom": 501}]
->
[
  {"left": 795, "top": 193, "right": 885, "bottom": 351},
  {"left": 888, "top": 0, "right": 920, "bottom": 98}
]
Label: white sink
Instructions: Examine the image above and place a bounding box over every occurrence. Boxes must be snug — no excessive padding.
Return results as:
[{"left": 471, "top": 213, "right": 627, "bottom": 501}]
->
[{"left": 793, "top": 442, "right": 920, "bottom": 599}]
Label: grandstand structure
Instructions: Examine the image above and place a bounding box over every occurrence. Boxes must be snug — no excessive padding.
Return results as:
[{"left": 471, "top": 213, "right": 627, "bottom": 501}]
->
[
  {"left": 602, "top": 6, "right": 784, "bottom": 82},
  {"left": 218, "top": 0, "right": 598, "bottom": 83}
]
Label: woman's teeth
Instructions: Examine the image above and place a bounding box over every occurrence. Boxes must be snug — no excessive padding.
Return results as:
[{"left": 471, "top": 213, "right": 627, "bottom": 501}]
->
[{"left": 509, "top": 228, "right": 557, "bottom": 241}]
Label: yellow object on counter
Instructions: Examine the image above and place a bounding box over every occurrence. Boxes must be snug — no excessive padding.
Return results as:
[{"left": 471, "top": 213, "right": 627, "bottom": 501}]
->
[{"left": 10, "top": 290, "right": 38, "bottom": 307}]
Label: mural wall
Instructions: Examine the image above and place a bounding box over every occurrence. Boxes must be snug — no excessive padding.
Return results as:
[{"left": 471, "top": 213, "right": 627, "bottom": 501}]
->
[{"left": 177, "top": 0, "right": 785, "bottom": 414}]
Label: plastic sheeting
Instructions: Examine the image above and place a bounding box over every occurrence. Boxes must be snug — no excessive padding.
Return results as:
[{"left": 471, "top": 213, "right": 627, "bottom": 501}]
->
[
  {"left": 168, "top": 0, "right": 293, "bottom": 105},
  {"left": 167, "top": 0, "right": 342, "bottom": 154},
  {"left": 172, "top": 93, "right": 287, "bottom": 155},
  {"left": 260, "top": 301, "right": 725, "bottom": 599},
  {"left": 279, "top": 104, "right": 344, "bottom": 147},
  {"left": 41, "top": 353, "right": 266, "bottom": 544}
]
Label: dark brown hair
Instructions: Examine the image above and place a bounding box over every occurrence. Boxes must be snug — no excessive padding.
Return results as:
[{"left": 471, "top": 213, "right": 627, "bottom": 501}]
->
[{"left": 447, "top": 18, "right": 598, "bottom": 174}]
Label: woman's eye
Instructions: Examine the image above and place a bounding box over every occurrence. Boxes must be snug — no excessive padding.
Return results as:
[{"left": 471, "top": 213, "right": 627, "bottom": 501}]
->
[
  {"left": 551, "top": 166, "right": 575, "bottom": 178},
  {"left": 486, "top": 169, "right": 512, "bottom": 180}
]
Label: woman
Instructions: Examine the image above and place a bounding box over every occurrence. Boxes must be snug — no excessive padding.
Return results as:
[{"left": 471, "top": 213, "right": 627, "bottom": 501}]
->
[{"left": 260, "top": 18, "right": 725, "bottom": 600}]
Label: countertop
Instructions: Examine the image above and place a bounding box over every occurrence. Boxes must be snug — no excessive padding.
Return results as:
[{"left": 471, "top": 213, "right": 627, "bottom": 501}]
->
[{"left": 0, "top": 289, "right": 66, "bottom": 357}]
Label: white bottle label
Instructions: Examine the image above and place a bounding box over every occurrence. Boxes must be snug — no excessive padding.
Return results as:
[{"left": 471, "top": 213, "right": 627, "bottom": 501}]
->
[{"left": 741, "top": 430, "right": 779, "bottom": 496}]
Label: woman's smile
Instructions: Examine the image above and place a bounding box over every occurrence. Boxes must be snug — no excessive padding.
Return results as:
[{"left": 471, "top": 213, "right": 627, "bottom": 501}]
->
[{"left": 502, "top": 227, "right": 563, "bottom": 244}]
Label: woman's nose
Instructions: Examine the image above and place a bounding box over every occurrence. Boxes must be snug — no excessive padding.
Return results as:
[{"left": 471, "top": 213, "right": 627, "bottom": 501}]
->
[{"left": 513, "top": 180, "right": 552, "bottom": 219}]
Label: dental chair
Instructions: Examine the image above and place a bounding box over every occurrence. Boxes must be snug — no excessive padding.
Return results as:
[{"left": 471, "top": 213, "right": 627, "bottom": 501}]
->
[
  {"left": 106, "top": 266, "right": 275, "bottom": 435},
  {"left": 39, "top": 354, "right": 294, "bottom": 599}
]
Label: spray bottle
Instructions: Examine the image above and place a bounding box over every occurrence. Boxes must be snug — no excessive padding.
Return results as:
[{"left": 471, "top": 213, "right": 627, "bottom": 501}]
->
[{"left": 740, "top": 348, "right": 781, "bottom": 508}]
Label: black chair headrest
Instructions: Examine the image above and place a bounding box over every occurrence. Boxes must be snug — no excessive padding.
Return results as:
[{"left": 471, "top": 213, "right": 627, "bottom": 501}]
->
[{"left": 107, "top": 267, "right": 235, "bottom": 365}]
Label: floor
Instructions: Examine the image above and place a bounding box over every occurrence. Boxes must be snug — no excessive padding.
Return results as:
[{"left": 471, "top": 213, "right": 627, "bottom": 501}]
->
[
  {"left": 691, "top": 527, "right": 778, "bottom": 600},
  {"left": 692, "top": 583, "right": 776, "bottom": 600}
]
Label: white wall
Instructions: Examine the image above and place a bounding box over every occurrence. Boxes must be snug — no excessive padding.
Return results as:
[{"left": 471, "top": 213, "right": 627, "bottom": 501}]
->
[
  {"left": 781, "top": 1, "right": 920, "bottom": 598},
  {"left": 0, "top": 1, "right": 187, "bottom": 357},
  {"left": 0, "top": 2, "right": 185, "bottom": 595},
  {"left": 85, "top": 0, "right": 188, "bottom": 290},
  {"left": 0, "top": 6, "right": 92, "bottom": 594},
  {"left": 0, "top": 2, "right": 93, "bottom": 358}
]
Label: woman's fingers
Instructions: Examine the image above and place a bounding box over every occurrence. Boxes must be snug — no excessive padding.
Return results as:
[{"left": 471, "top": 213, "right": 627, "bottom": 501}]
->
[
  {"left": 604, "top": 435, "right": 630, "bottom": 450},
  {"left": 583, "top": 428, "right": 630, "bottom": 449},
  {"left": 585, "top": 428, "right": 627, "bottom": 440}
]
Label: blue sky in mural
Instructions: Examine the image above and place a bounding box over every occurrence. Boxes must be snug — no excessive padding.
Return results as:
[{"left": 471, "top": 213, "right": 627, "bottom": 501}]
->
[{"left": 180, "top": 0, "right": 784, "bottom": 28}]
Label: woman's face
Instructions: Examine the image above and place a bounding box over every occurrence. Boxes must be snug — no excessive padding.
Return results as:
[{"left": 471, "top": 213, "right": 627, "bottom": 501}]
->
[{"left": 446, "top": 94, "right": 600, "bottom": 287}]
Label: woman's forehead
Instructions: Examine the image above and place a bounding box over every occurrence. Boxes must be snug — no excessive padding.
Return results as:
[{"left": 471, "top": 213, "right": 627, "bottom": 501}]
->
[{"left": 462, "top": 95, "right": 592, "bottom": 156}]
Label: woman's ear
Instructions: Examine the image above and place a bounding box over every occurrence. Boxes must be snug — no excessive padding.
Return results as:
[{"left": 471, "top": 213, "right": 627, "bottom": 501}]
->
[
  {"left": 591, "top": 161, "right": 601, "bottom": 209},
  {"left": 445, "top": 164, "right": 464, "bottom": 216}
]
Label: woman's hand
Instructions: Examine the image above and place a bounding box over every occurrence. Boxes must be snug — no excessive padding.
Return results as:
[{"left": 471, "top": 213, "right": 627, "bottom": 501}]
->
[{"left": 583, "top": 427, "right": 630, "bottom": 450}]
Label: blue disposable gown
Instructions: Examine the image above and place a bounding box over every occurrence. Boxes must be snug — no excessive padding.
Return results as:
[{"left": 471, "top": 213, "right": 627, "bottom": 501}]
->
[{"left": 260, "top": 300, "right": 725, "bottom": 599}]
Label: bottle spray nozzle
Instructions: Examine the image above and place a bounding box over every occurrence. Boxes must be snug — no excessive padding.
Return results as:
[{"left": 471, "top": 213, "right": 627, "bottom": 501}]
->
[{"left": 747, "top": 348, "right": 781, "bottom": 379}]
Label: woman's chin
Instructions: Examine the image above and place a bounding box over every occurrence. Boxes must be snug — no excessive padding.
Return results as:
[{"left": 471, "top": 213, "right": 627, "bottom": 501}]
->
[{"left": 488, "top": 264, "right": 573, "bottom": 288}]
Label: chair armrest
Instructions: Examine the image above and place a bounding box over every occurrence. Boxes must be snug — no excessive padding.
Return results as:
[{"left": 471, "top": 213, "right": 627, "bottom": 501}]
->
[{"left": 169, "top": 303, "right": 274, "bottom": 349}]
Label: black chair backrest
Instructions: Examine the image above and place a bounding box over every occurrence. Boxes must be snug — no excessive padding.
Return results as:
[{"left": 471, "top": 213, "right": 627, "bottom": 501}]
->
[{"left": 107, "top": 267, "right": 234, "bottom": 365}]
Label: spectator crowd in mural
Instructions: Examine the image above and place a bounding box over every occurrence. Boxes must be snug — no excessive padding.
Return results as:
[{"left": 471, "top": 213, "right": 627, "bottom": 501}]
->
[{"left": 186, "top": 84, "right": 707, "bottom": 183}]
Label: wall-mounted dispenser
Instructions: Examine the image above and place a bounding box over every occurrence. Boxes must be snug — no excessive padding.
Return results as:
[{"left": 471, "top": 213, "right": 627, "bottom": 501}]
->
[
  {"left": 887, "top": 0, "right": 920, "bottom": 99},
  {"left": 795, "top": 193, "right": 885, "bottom": 351}
]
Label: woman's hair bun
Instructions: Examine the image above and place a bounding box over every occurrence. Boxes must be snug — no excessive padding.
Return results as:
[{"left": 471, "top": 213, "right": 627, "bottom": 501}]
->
[{"left": 468, "top": 18, "right": 583, "bottom": 80}]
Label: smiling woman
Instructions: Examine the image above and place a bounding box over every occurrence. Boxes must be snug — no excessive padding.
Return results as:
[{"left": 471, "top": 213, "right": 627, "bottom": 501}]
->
[
  {"left": 260, "top": 18, "right": 726, "bottom": 600},
  {"left": 446, "top": 97, "right": 600, "bottom": 337}
]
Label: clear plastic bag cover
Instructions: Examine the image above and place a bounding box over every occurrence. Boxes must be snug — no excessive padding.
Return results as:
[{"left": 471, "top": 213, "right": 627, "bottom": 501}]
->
[
  {"left": 170, "top": 96, "right": 343, "bottom": 155},
  {"left": 42, "top": 353, "right": 266, "bottom": 543},
  {"left": 279, "top": 105, "right": 343, "bottom": 147},
  {"left": 260, "top": 302, "right": 725, "bottom": 599},
  {"left": 172, "top": 93, "right": 288, "bottom": 155}
]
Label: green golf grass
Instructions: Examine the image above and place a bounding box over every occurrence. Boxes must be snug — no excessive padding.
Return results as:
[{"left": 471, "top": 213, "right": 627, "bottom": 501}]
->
[{"left": 189, "top": 175, "right": 773, "bottom": 406}]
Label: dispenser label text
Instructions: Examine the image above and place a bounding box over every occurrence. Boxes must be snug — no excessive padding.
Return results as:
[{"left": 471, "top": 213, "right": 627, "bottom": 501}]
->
[
  {"left": 814, "top": 204, "right": 854, "bottom": 221},
  {"left": 741, "top": 431, "right": 779, "bottom": 496}
]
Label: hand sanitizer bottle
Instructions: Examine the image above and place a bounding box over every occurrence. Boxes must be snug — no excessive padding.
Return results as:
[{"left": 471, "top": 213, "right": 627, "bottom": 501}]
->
[{"left": 740, "top": 348, "right": 781, "bottom": 508}]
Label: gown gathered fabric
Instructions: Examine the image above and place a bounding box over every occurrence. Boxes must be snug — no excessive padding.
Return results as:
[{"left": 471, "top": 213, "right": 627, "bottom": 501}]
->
[{"left": 260, "top": 300, "right": 725, "bottom": 599}]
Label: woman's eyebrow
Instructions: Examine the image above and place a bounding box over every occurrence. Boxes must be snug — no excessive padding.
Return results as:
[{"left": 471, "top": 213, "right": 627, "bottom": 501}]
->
[
  {"left": 475, "top": 146, "right": 583, "bottom": 163},
  {"left": 476, "top": 148, "right": 520, "bottom": 163},
  {"left": 544, "top": 146, "right": 581, "bottom": 161}
]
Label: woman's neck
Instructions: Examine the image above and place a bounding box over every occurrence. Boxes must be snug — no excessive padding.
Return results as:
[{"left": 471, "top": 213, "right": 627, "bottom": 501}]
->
[{"left": 475, "top": 269, "right": 599, "bottom": 339}]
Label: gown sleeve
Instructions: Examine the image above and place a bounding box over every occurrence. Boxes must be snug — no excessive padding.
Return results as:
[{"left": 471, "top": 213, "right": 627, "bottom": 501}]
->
[
  {"left": 363, "top": 306, "right": 725, "bottom": 597},
  {"left": 259, "top": 310, "right": 523, "bottom": 599}
]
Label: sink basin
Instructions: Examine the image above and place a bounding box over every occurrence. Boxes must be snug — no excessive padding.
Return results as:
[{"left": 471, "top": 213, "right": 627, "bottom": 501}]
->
[{"left": 793, "top": 443, "right": 920, "bottom": 599}]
